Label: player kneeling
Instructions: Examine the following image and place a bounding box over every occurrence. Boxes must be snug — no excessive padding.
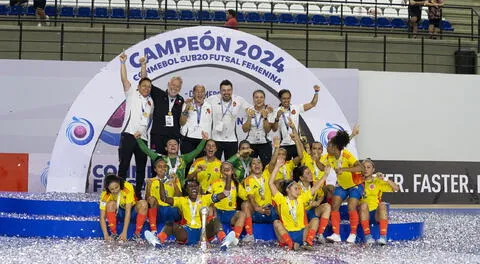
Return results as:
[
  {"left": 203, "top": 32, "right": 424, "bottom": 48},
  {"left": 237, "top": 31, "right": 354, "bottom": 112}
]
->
[
  {"left": 269, "top": 160, "right": 327, "bottom": 250},
  {"left": 211, "top": 162, "right": 249, "bottom": 246},
  {"left": 359, "top": 158, "right": 399, "bottom": 245},
  {"left": 145, "top": 162, "right": 233, "bottom": 247},
  {"left": 293, "top": 165, "right": 331, "bottom": 244},
  {"left": 99, "top": 174, "right": 148, "bottom": 242},
  {"left": 145, "top": 159, "right": 182, "bottom": 235}
]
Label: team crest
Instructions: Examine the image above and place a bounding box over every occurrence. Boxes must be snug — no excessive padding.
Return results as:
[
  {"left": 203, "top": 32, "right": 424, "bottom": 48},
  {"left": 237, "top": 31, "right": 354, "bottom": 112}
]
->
[{"left": 369, "top": 184, "right": 375, "bottom": 190}]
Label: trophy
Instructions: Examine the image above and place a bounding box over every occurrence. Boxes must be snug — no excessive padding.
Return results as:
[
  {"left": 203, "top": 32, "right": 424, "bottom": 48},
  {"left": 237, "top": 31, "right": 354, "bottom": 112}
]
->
[{"left": 199, "top": 206, "right": 209, "bottom": 251}]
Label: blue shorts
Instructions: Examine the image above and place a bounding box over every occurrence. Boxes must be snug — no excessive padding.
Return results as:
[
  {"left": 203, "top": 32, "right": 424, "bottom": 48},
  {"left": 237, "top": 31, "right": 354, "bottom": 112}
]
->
[
  {"left": 252, "top": 205, "right": 279, "bottom": 223},
  {"left": 183, "top": 226, "right": 201, "bottom": 245},
  {"left": 369, "top": 210, "right": 379, "bottom": 225},
  {"left": 216, "top": 209, "right": 237, "bottom": 225},
  {"left": 116, "top": 207, "right": 137, "bottom": 222},
  {"left": 158, "top": 206, "right": 181, "bottom": 223},
  {"left": 306, "top": 208, "right": 318, "bottom": 221},
  {"left": 334, "top": 185, "right": 364, "bottom": 201},
  {"left": 287, "top": 230, "right": 304, "bottom": 245}
]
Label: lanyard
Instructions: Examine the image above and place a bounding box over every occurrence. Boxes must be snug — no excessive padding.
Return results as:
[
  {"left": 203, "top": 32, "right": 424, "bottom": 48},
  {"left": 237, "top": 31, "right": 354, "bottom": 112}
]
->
[
  {"left": 188, "top": 198, "right": 200, "bottom": 225},
  {"left": 194, "top": 102, "right": 202, "bottom": 125},
  {"left": 221, "top": 100, "right": 232, "bottom": 119},
  {"left": 299, "top": 181, "right": 310, "bottom": 193},
  {"left": 286, "top": 198, "right": 298, "bottom": 224},
  {"left": 313, "top": 160, "right": 320, "bottom": 180},
  {"left": 168, "top": 97, "right": 176, "bottom": 114},
  {"left": 253, "top": 112, "right": 262, "bottom": 129},
  {"left": 168, "top": 157, "right": 181, "bottom": 175},
  {"left": 240, "top": 158, "right": 250, "bottom": 179},
  {"left": 281, "top": 111, "right": 291, "bottom": 132}
]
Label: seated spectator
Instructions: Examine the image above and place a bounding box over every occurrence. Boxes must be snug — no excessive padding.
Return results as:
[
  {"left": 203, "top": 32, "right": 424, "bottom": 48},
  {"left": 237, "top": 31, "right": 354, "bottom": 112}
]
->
[
  {"left": 426, "top": 0, "right": 445, "bottom": 39},
  {"left": 224, "top": 9, "right": 238, "bottom": 29}
]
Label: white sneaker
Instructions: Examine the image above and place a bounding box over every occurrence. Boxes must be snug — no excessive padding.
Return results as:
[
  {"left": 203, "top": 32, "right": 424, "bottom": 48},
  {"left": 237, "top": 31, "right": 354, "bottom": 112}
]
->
[
  {"left": 346, "top": 233, "right": 357, "bottom": 243},
  {"left": 242, "top": 234, "right": 255, "bottom": 243},
  {"left": 45, "top": 15, "right": 50, "bottom": 26},
  {"left": 220, "top": 231, "right": 238, "bottom": 251},
  {"left": 377, "top": 236, "right": 387, "bottom": 246},
  {"left": 144, "top": 230, "right": 161, "bottom": 247},
  {"left": 364, "top": 234, "right": 375, "bottom": 244},
  {"left": 326, "top": 233, "right": 342, "bottom": 243}
]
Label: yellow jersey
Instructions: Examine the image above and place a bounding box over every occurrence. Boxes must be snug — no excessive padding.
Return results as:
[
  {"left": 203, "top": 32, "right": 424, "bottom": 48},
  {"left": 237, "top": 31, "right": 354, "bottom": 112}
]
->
[
  {"left": 211, "top": 178, "right": 237, "bottom": 211},
  {"left": 189, "top": 157, "right": 222, "bottom": 194},
  {"left": 99, "top": 181, "right": 135, "bottom": 211},
  {"left": 244, "top": 170, "right": 272, "bottom": 207},
  {"left": 297, "top": 181, "right": 324, "bottom": 210},
  {"left": 147, "top": 178, "right": 182, "bottom": 207},
  {"left": 361, "top": 177, "right": 394, "bottom": 211},
  {"left": 265, "top": 160, "right": 296, "bottom": 182},
  {"left": 321, "top": 149, "right": 359, "bottom": 189},
  {"left": 173, "top": 194, "right": 213, "bottom": 229},
  {"left": 272, "top": 191, "right": 312, "bottom": 232},
  {"left": 301, "top": 150, "right": 326, "bottom": 182}
]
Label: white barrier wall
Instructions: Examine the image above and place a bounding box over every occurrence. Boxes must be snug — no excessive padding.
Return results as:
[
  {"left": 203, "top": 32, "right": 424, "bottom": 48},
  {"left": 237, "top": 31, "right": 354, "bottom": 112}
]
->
[{"left": 357, "top": 71, "right": 480, "bottom": 162}]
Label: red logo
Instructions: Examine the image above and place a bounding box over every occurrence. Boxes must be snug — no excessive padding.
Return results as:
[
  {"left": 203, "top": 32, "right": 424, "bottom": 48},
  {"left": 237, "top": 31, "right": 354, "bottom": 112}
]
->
[
  {"left": 369, "top": 184, "right": 375, "bottom": 190},
  {"left": 147, "top": 101, "right": 152, "bottom": 106},
  {"left": 214, "top": 167, "right": 219, "bottom": 173},
  {"left": 291, "top": 109, "right": 296, "bottom": 115}
]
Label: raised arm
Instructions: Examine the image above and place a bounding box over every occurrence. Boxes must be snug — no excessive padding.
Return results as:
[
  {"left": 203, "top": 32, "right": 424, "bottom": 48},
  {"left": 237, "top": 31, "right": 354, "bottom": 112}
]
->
[
  {"left": 271, "top": 108, "right": 284, "bottom": 132},
  {"left": 242, "top": 108, "right": 255, "bottom": 133},
  {"left": 302, "top": 85, "right": 320, "bottom": 112},
  {"left": 268, "top": 160, "right": 283, "bottom": 196},
  {"left": 262, "top": 107, "right": 273, "bottom": 133},
  {"left": 350, "top": 124, "right": 360, "bottom": 140},
  {"left": 311, "top": 172, "right": 328, "bottom": 195},
  {"left": 120, "top": 53, "right": 131, "bottom": 92},
  {"left": 180, "top": 99, "right": 193, "bottom": 126},
  {"left": 268, "top": 136, "right": 281, "bottom": 173},
  {"left": 158, "top": 178, "right": 174, "bottom": 206},
  {"left": 288, "top": 118, "right": 304, "bottom": 165},
  {"left": 136, "top": 138, "right": 161, "bottom": 161},
  {"left": 212, "top": 168, "right": 232, "bottom": 202},
  {"left": 182, "top": 132, "right": 208, "bottom": 164}
]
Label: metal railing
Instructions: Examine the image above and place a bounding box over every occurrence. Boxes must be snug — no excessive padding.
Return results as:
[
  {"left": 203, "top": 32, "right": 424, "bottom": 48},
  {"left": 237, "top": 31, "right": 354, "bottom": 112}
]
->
[{"left": 1, "top": 0, "right": 479, "bottom": 73}]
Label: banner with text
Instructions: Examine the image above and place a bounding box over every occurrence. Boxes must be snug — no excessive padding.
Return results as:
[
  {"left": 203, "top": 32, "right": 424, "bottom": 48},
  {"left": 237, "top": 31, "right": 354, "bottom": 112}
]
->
[
  {"left": 47, "top": 26, "right": 355, "bottom": 192},
  {"left": 375, "top": 161, "right": 480, "bottom": 204}
]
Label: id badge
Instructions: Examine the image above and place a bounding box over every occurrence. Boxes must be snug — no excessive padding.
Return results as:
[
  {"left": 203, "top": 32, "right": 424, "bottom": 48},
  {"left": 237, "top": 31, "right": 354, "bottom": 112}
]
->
[
  {"left": 254, "top": 131, "right": 263, "bottom": 143},
  {"left": 214, "top": 121, "right": 224, "bottom": 132},
  {"left": 165, "top": 115, "right": 174, "bottom": 127}
]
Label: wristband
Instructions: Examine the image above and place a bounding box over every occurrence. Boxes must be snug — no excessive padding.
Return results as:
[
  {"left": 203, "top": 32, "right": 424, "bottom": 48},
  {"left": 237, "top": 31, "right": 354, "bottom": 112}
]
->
[
  {"left": 120, "top": 61, "right": 126, "bottom": 64},
  {"left": 314, "top": 91, "right": 319, "bottom": 94}
]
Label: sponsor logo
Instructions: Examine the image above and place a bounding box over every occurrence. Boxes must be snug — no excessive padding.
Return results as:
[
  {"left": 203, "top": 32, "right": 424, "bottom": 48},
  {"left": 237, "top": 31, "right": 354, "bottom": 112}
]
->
[{"left": 66, "top": 116, "right": 94, "bottom": 145}]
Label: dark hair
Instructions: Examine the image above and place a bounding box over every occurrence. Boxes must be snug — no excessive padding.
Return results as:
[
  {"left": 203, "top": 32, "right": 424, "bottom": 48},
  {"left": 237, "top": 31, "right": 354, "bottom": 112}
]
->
[
  {"left": 331, "top": 130, "right": 350, "bottom": 151},
  {"left": 281, "top": 179, "right": 296, "bottom": 196},
  {"left": 239, "top": 139, "right": 251, "bottom": 148},
  {"left": 182, "top": 178, "right": 200, "bottom": 196},
  {"left": 293, "top": 165, "right": 309, "bottom": 182},
  {"left": 227, "top": 9, "right": 236, "bottom": 17},
  {"left": 253, "top": 89, "right": 265, "bottom": 98},
  {"left": 219, "top": 79, "right": 233, "bottom": 89},
  {"left": 153, "top": 157, "right": 166, "bottom": 168},
  {"left": 363, "top": 158, "right": 375, "bottom": 167},
  {"left": 166, "top": 138, "right": 179, "bottom": 145},
  {"left": 311, "top": 141, "right": 323, "bottom": 148},
  {"left": 205, "top": 139, "right": 217, "bottom": 148},
  {"left": 278, "top": 89, "right": 291, "bottom": 99},
  {"left": 138, "top": 77, "right": 151, "bottom": 86},
  {"left": 103, "top": 174, "right": 125, "bottom": 193}
]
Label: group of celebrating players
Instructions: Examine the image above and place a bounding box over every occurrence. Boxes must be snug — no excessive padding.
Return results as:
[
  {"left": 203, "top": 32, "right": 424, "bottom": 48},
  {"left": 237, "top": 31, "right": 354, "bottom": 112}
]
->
[{"left": 98, "top": 53, "right": 400, "bottom": 250}]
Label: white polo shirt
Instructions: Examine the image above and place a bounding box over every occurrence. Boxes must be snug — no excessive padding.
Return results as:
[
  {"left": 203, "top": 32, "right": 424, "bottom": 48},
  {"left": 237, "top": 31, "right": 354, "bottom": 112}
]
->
[
  {"left": 274, "top": 104, "right": 304, "bottom": 146},
  {"left": 180, "top": 100, "right": 213, "bottom": 139},
  {"left": 122, "top": 87, "right": 154, "bottom": 141},
  {"left": 245, "top": 110, "right": 275, "bottom": 144},
  {"left": 206, "top": 94, "right": 251, "bottom": 142}
]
